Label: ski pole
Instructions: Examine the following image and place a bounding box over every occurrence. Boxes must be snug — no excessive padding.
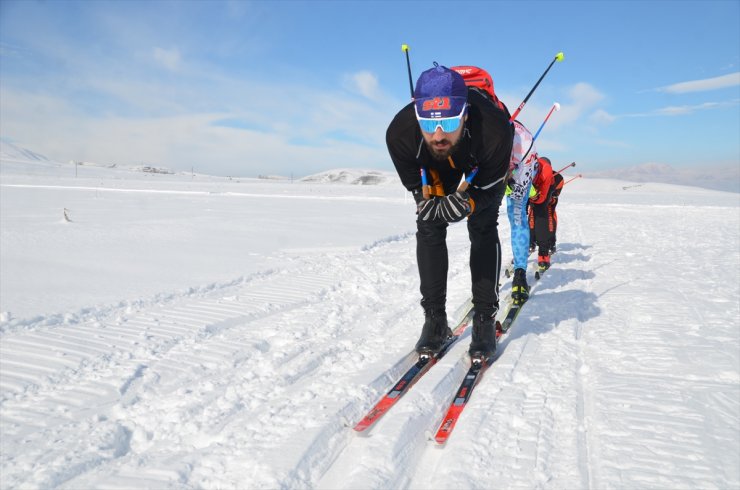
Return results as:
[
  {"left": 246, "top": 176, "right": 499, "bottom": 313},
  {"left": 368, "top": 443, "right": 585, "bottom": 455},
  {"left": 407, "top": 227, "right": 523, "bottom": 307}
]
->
[
  {"left": 518, "top": 101, "right": 561, "bottom": 165},
  {"left": 531, "top": 102, "right": 560, "bottom": 141},
  {"left": 421, "top": 167, "right": 431, "bottom": 199},
  {"left": 468, "top": 53, "right": 564, "bottom": 190},
  {"left": 564, "top": 174, "right": 582, "bottom": 185},
  {"left": 457, "top": 167, "right": 478, "bottom": 192},
  {"left": 402, "top": 44, "right": 414, "bottom": 100},
  {"left": 509, "top": 52, "right": 565, "bottom": 123},
  {"left": 403, "top": 44, "right": 432, "bottom": 199},
  {"left": 555, "top": 162, "right": 576, "bottom": 174}
]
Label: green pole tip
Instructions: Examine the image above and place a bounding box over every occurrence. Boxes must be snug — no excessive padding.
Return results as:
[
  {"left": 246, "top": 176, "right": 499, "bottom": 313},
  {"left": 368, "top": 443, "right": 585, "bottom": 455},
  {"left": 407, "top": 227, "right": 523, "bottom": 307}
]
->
[
  {"left": 555, "top": 52, "right": 565, "bottom": 62},
  {"left": 402, "top": 44, "right": 409, "bottom": 52}
]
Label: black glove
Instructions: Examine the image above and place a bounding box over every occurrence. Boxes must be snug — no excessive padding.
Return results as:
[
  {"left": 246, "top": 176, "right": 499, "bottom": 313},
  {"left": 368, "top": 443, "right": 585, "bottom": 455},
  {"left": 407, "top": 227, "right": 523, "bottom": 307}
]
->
[
  {"left": 411, "top": 187, "right": 425, "bottom": 205},
  {"left": 417, "top": 197, "right": 439, "bottom": 222},
  {"left": 438, "top": 191, "right": 471, "bottom": 222}
]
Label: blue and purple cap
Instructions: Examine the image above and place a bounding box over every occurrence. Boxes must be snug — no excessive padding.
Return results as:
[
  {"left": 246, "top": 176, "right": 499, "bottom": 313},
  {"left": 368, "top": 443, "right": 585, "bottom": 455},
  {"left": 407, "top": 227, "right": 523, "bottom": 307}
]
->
[{"left": 413, "top": 63, "right": 468, "bottom": 119}]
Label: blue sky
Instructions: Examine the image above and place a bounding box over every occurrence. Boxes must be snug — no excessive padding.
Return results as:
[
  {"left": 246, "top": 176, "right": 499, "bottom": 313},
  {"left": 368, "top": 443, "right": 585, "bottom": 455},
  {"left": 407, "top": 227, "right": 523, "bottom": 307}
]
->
[{"left": 1, "top": 0, "right": 738, "bottom": 178}]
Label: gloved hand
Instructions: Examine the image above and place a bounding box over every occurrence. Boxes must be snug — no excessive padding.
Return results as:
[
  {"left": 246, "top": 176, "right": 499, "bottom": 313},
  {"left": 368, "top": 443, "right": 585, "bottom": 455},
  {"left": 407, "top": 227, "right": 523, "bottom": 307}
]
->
[
  {"left": 438, "top": 191, "right": 471, "bottom": 222},
  {"left": 417, "top": 197, "right": 438, "bottom": 221}
]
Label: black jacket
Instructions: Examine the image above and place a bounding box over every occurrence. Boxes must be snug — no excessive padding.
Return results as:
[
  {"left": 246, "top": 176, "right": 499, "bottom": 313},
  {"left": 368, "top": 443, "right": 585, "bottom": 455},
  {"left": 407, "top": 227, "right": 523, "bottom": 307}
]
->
[{"left": 386, "top": 87, "right": 514, "bottom": 214}]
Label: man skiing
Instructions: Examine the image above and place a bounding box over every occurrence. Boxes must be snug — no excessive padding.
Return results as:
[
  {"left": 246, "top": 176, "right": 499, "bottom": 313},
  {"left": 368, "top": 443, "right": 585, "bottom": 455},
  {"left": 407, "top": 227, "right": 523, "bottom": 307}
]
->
[
  {"left": 528, "top": 156, "right": 556, "bottom": 271},
  {"left": 547, "top": 169, "right": 564, "bottom": 254},
  {"left": 505, "top": 120, "right": 539, "bottom": 305},
  {"left": 386, "top": 63, "right": 513, "bottom": 360}
]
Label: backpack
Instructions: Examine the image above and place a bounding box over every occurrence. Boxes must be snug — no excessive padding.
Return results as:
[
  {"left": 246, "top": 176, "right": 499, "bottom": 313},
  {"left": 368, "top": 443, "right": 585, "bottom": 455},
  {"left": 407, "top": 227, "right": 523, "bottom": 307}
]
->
[{"left": 450, "top": 65, "right": 508, "bottom": 113}]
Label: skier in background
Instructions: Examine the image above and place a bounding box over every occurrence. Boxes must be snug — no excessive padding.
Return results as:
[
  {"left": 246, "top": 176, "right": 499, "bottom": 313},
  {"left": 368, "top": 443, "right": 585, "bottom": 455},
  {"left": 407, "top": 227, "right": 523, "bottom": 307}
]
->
[
  {"left": 527, "top": 156, "right": 557, "bottom": 271},
  {"left": 505, "top": 121, "right": 539, "bottom": 305},
  {"left": 547, "top": 170, "right": 564, "bottom": 254},
  {"left": 386, "top": 64, "right": 513, "bottom": 360}
]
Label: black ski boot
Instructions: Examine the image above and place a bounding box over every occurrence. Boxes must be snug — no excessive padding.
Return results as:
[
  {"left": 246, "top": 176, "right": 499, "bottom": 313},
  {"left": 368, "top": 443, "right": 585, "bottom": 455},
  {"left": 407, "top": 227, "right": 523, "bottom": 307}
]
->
[
  {"left": 511, "top": 268, "right": 530, "bottom": 305},
  {"left": 468, "top": 311, "right": 498, "bottom": 361},
  {"left": 415, "top": 309, "right": 452, "bottom": 357}
]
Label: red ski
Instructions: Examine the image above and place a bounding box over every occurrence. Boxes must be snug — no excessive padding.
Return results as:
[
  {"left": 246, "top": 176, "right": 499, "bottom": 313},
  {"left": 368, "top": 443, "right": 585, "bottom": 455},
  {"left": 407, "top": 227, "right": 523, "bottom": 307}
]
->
[
  {"left": 434, "top": 355, "right": 493, "bottom": 444},
  {"left": 353, "top": 302, "right": 474, "bottom": 432}
]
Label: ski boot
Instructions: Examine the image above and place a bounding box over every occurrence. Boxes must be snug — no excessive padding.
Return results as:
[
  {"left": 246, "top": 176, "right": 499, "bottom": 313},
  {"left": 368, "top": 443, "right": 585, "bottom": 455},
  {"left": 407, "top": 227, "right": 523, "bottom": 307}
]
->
[
  {"left": 415, "top": 309, "right": 453, "bottom": 359},
  {"left": 468, "top": 311, "right": 499, "bottom": 363},
  {"left": 538, "top": 252, "right": 551, "bottom": 272},
  {"left": 511, "top": 268, "right": 530, "bottom": 306}
]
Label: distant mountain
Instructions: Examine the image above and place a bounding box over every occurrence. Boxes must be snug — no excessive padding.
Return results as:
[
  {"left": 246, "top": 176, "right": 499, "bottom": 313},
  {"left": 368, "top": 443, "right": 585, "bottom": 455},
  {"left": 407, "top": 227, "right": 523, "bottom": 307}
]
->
[
  {"left": 0, "top": 141, "right": 51, "bottom": 163},
  {"left": 0, "top": 141, "right": 180, "bottom": 175},
  {"left": 589, "top": 162, "right": 739, "bottom": 193},
  {"left": 300, "top": 168, "right": 396, "bottom": 185},
  {"left": 4, "top": 140, "right": 734, "bottom": 194}
]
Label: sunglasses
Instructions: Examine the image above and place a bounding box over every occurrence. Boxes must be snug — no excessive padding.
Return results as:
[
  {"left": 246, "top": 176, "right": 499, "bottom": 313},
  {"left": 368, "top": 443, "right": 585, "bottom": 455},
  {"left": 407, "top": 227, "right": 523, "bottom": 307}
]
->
[{"left": 415, "top": 105, "right": 467, "bottom": 134}]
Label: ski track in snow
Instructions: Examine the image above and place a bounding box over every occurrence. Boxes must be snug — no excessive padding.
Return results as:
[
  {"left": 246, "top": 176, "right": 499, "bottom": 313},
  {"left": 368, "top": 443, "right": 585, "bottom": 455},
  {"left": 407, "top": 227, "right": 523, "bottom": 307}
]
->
[
  {"left": 1, "top": 178, "right": 739, "bottom": 489},
  {"left": 1, "top": 235, "right": 427, "bottom": 489}
]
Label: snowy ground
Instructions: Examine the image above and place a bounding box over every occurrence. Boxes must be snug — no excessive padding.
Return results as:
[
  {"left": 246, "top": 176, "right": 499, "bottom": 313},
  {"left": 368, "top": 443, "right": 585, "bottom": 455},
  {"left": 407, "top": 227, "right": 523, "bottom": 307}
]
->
[{"left": 1, "top": 154, "right": 739, "bottom": 489}]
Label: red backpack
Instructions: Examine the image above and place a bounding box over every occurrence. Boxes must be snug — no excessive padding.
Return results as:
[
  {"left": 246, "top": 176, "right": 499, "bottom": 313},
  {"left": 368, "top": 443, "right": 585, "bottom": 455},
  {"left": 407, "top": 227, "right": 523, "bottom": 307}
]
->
[{"left": 451, "top": 65, "right": 507, "bottom": 113}]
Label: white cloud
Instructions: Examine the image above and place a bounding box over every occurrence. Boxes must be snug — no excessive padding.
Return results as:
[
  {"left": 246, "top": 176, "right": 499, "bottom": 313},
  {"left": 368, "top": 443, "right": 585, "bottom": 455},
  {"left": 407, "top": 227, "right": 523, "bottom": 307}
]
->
[
  {"left": 548, "top": 83, "right": 606, "bottom": 129},
  {"left": 152, "top": 47, "right": 181, "bottom": 71},
  {"left": 567, "top": 82, "right": 606, "bottom": 107},
  {"left": 592, "top": 138, "right": 632, "bottom": 149},
  {"left": 534, "top": 139, "right": 567, "bottom": 153},
  {"left": 507, "top": 82, "right": 607, "bottom": 132},
  {"left": 655, "top": 101, "right": 726, "bottom": 115},
  {"left": 589, "top": 109, "right": 617, "bottom": 125},
  {"left": 658, "top": 72, "right": 740, "bottom": 94},
  {"left": 344, "top": 71, "right": 381, "bottom": 100},
  {"left": 621, "top": 99, "right": 740, "bottom": 117},
  {"left": 0, "top": 81, "right": 397, "bottom": 176}
]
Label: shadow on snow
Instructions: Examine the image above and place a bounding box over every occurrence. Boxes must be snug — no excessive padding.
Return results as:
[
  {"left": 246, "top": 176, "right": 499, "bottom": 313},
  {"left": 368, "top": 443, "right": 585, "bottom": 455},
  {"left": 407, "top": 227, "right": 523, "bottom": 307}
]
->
[{"left": 503, "top": 241, "right": 600, "bottom": 343}]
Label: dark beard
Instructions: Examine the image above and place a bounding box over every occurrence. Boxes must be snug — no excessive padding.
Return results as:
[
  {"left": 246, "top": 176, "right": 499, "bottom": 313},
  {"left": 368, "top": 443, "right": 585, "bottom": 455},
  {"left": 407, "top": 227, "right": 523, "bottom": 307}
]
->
[{"left": 425, "top": 137, "right": 462, "bottom": 162}]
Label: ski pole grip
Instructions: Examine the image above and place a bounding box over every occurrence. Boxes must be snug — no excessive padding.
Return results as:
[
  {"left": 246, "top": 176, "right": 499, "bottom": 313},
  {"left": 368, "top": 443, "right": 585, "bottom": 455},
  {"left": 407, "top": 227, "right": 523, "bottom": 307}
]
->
[
  {"left": 457, "top": 167, "right": 478, "bottom": 192},
  {"left": 421, "top": 167, "right": 431, "bottom": 199}
]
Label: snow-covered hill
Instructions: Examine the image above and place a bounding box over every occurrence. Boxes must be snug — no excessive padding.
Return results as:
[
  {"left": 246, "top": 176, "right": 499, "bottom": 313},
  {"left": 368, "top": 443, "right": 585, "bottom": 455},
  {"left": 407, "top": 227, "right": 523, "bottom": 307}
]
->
[
  {"left": 0, "top": 141, "right": 51, "bottom": 163},
  {"left": 0, "top": 152, "right": 738, "bottom": 489},
  {"left": 588, "top": 161, "right": 740, "bottom": 193},
  {"left": 299, "top": 168, "right": 397, "bottom": 185}
]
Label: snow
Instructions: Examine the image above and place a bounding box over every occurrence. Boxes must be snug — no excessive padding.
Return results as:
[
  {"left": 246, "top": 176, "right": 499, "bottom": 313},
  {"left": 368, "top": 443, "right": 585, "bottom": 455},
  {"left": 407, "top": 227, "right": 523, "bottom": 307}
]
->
[{"left": 1, "top": 150, "right": 739, "bottom": 489}]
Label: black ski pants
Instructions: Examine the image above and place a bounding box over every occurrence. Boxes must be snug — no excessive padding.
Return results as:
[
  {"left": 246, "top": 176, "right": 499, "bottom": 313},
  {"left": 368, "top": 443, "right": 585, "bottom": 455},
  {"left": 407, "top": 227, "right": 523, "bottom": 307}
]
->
[
  {"left": 416, "top": 183, "right": 505, "bottom": 317},
  {"left": 530, "top": 187, "right": 557, "bottom": 255}
]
